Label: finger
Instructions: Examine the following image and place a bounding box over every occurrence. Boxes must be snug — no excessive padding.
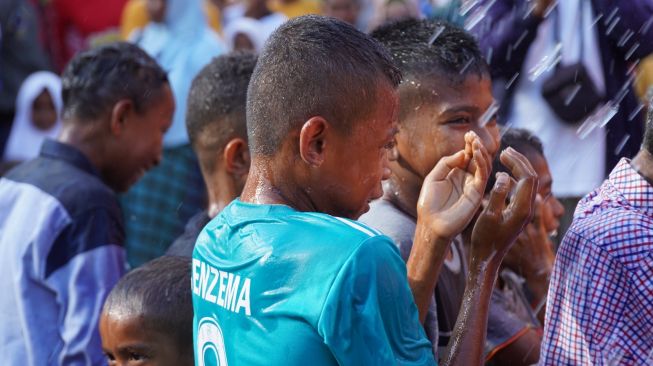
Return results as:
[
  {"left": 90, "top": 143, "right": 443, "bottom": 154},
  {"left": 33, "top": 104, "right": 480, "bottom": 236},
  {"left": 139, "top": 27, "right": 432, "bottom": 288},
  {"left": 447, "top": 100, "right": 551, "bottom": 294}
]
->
[
  {"left": 500, "top": 147, "right": 537, "bottom": 180},
  {"left": 425, "top": 150, "right": 467, "bottom": 181},
  {"left": 471, "top": 139, "right": 490, "bottom": 192},
  {"left": 531, "top": 194, "right": 544, "bottom": 226},
  {"left": 464, "top": 131, "right": 476, "bottom": 161},
  {"left": 506, "top": 170, "right": 538, "bottom": 227},
  {"left": 486, "top": 172, "right": 511, "bottom": 216}
]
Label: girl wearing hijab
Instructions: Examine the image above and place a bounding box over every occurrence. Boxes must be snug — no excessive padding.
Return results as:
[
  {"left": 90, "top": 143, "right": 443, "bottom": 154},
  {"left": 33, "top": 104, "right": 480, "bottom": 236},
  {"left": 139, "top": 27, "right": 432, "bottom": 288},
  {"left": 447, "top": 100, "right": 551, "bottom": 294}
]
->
[
  {"left": 122, "top": 0, "right": 225, "bottom": 267},
  {"left": 3, "top": 71, "right": 62, "bottom": 166}
]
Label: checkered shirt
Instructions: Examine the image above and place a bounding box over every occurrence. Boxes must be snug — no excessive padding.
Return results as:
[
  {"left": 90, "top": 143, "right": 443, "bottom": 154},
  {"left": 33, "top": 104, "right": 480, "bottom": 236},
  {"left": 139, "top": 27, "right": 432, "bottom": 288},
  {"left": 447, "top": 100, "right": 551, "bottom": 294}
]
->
[{"left": 540, "top": 158, "right": 653, "bottom": 365}]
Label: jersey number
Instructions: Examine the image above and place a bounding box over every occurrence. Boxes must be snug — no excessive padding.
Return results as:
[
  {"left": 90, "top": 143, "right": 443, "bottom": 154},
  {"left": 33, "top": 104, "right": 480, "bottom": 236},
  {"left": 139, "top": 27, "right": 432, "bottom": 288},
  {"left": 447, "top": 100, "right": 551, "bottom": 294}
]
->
[{"left": 197, "top": 317, "right": 228, "bottom": 366}]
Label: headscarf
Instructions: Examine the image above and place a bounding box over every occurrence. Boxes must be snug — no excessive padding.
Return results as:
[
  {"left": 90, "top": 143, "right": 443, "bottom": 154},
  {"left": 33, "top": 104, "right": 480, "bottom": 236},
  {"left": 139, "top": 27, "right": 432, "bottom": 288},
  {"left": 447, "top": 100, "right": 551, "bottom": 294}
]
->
[
  {"left": 3, "top": 71, "right": 63, "bottom": 162},
  {"left": 132, "top": 0, "right": 225, "bottom": 147}
]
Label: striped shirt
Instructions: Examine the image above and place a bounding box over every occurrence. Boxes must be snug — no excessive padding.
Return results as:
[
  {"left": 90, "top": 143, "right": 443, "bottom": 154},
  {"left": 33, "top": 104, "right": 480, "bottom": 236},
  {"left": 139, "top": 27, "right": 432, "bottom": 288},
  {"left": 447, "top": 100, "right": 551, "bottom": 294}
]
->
[
  {"left": 541, "top": 158, "right": 653, "bottom": 365},
  {"left": 0, "top": 140, "right": 126, "bottom": 365}
]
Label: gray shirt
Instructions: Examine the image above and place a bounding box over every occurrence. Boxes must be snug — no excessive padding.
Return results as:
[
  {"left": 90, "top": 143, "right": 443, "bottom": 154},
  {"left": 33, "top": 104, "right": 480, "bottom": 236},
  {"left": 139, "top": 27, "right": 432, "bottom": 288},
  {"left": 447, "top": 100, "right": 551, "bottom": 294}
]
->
[{"left": 359, "top": 198, "right": 529, "bottom": 360}]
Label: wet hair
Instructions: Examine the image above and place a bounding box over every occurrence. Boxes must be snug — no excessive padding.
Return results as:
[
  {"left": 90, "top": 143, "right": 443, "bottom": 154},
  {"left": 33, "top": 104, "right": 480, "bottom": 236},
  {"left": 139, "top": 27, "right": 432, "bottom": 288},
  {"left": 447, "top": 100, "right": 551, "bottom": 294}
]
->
[
  {"left": 61, "top": 42, "right": 168, "bottom": 122},
  {"left": 102, "top": 256, "right": 193, "bottom": 359},
  {"left": 371, "top": 19, "right": 489, "bottom": 84},
  {"left": 644, "top": 93, "right": 653, "bottom": 154},
  {"left": 246, "top": 15, "right": 401, "bottom": 156},
  {"left": 487, "top": 128, "right": 544, "bottom": 194},
  {"left": 187, "top": 52, "right": 257, "bottom": 174}
]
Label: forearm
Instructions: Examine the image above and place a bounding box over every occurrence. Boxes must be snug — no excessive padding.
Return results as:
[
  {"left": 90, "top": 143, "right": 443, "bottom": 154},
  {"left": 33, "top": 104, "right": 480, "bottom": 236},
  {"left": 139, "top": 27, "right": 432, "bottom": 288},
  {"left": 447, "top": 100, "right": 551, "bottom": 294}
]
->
[
  {"left": 406, "top": 221, "right": 451, "bottom": 324},
  {"left": 440, "top": 259, "right": 501, "bottom": 366}
]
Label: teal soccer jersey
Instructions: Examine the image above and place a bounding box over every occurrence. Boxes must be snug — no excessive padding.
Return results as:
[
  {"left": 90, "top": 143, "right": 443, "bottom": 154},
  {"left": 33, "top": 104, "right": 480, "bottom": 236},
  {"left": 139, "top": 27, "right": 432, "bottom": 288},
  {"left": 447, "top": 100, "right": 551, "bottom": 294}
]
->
[{"left": 192, "top": 200, "right": 436, "bottom": 365}]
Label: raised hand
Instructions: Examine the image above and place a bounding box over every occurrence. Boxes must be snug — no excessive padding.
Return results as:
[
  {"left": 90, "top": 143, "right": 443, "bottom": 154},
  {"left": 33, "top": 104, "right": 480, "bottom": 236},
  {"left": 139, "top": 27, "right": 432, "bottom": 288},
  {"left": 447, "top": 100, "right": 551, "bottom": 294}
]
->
[
  {"left": 470, "top": 147, "right": 538, "bottom": 265},
  {"left": 502, "top": 194, "right": 555, "bottom": 278},
  {"left": 416, "top": 131, "right": 492, "bottom": 241}
]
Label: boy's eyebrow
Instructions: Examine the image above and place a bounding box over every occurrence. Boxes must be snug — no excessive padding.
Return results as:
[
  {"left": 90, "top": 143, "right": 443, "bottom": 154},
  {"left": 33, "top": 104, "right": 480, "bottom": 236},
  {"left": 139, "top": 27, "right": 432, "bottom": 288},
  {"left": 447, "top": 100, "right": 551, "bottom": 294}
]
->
[{"left": 441, "top": 105, "right": 478, "bottom": 115}]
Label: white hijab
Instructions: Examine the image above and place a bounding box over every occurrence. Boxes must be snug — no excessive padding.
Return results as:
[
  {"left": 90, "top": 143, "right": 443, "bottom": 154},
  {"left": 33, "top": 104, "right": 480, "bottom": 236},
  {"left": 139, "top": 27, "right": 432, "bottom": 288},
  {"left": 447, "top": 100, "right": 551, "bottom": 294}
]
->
[{"left": 3, "top": 71, "right": 63, "bottom": 162}]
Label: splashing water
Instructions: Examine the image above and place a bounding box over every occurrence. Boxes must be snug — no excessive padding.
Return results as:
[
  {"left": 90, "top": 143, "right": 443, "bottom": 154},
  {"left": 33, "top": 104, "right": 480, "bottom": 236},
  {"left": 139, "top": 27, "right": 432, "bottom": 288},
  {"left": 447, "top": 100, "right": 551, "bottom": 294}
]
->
[
  {"left": 429, "top": 25, "right": 445, "bottom": 46},
  {"left": 528, "top": 43, "right": 562, "bottom": 82},
  {"left": 479, "top": 100, "right": 500, "bottom": 127},
  {"left": 614, "top": 134, "right": 630, "bottom": 155},
  {"left": 576, "top": 101, "right": 619, "bottom": 140}
]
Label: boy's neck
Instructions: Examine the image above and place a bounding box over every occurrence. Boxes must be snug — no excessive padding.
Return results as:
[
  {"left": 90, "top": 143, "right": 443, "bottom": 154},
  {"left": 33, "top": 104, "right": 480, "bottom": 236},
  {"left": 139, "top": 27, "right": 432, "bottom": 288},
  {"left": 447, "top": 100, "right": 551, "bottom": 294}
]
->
[
  {"left": 240, "top": 157, "right": 318, "bottom": 213},
  {"left": 205, "top": 172, "right": 241, "bottom": 218},
  {"left": 383, "top": 159, "right": 424, "bottom": 219},
  {"left": 57, "top": 122, "right": 106, "bottom": 175}
]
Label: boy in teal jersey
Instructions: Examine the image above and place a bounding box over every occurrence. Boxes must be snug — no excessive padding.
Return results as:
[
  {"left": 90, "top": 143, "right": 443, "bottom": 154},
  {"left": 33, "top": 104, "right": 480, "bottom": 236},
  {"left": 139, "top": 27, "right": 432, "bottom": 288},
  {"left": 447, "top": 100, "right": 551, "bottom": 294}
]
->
[{"left": 193, "top": 15, "right": 538, "bottom": 365}]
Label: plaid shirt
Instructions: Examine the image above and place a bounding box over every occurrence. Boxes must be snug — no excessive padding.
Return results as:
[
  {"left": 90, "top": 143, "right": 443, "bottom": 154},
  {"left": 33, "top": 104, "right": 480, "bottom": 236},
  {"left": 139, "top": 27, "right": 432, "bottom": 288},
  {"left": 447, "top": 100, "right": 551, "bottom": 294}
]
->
[{"left": 540, "top": 158, "right": 653, "bottom": 365}]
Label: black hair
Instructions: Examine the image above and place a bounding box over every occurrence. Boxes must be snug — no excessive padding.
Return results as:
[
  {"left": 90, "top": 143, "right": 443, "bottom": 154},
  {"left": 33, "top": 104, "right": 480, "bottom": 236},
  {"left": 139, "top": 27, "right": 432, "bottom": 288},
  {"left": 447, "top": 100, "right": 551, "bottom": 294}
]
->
[
  {"left": 187, "top": 52, "right": 257, "bottom": 174},
  {"left": 644, "top": 92, "right": 653, "bottom": 154},
  {"left": 371, "top": 19, "right": 489, "bottom": 84},
  {"left": 246, "top": 15, "right": 401, "bottom": 156},
  {"left": 103, "top": 256, "right": 193, "bottom": 359},
  {"left": 61, "top": 42, "right": 168, "bottom": 122},
  {"left": 487, "top": 128, "right": 544, "bottom": 194}
]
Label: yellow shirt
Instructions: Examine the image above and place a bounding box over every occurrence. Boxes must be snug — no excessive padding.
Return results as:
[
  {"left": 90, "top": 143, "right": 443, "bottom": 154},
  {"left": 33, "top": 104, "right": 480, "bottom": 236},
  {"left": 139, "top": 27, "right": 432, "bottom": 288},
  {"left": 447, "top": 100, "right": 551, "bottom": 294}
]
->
[
  {"left": 268, "top": 0, "right": 322, "bottom": 18},
  {"left": 636, "top": 55, "right": 653, "bottom": 103},
  {"left": 120, "top": 0, "right": 222, "bottom": 39}
]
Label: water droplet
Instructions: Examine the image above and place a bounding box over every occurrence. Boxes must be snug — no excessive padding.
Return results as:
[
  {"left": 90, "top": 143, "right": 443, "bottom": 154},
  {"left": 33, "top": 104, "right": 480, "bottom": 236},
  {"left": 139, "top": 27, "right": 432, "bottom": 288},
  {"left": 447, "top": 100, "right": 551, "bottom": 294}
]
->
[{"left": 528, "top": 43, "right": 562, "bottom": 82}]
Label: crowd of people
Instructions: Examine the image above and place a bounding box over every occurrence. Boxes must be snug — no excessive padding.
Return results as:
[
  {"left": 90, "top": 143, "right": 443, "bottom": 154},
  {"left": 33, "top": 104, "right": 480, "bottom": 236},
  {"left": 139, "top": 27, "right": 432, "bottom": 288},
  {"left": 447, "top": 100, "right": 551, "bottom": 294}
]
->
[{"left": 1, "top": 0, "right": 652, "bottom": 365}]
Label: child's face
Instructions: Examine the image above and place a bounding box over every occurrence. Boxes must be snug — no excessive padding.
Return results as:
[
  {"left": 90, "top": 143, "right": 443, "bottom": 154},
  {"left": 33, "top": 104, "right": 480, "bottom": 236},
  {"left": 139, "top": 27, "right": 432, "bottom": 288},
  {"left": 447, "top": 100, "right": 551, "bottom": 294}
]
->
[
  {"left": 100, "top": 311, "right": 190, "bottom": 366},
  {"left": 324, "top": 0, "right": 360, "bottom": 26},
  {"left": 104, "top": 84, "right": 174, "bottom": 192},
  {"left": 32, "top": 89, "right": 58, "bottom": 131},
  {"left": 395, "top": 75, "right": 500, "bottom": 180},
  {"left": 146, "top": 0, "right": 166, "bottom": 23}
]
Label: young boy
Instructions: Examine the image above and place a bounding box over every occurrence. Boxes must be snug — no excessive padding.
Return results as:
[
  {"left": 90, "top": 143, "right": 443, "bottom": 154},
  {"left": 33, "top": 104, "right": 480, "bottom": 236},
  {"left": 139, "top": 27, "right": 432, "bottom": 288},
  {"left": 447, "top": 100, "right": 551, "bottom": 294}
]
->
[
  {"left": 0, "top": 42, "right": 174, "bottom": 364},
  {"left": 166, "top": 52, "right": 256, "bottom": 257},
  {"left": 100, "top": 256, "right": 193, "bottom": 366},
  {"left": 192, "top": 15, "right": 536, "bottom": 365},
  {"left": 359, "top": 19, "right": 541, "bottom": 364}
]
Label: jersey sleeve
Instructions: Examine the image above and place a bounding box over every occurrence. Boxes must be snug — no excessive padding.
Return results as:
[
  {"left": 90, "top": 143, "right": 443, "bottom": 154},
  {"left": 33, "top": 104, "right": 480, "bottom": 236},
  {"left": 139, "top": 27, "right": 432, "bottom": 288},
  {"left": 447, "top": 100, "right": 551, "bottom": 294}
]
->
[{"left": 316, "top": 235, "right": 436, "bottom": 366}]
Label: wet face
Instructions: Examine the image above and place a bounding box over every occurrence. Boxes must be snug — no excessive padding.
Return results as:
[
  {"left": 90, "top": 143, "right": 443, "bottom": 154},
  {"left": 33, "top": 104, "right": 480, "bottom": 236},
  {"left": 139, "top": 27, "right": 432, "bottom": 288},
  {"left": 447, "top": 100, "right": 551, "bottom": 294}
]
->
[
  {"left": 146, "top": 0, "right": 166, "bottom": 23},
  {"left": 32, "top": 89, "right": 58, "bottom": 131},
  {"left": 525, "top": 151, "right": 564, "bottom": 234},
  {"left": 100, "top": 311, "right": 191, "bottom": 366},
  {"left": 395, "top": 74, "right": 500, "bottom": 180},
  {"left": 312, "top": 84, "right": 399, "bottom": 219},
  {"left": 106, "top": 84, "right": 174, "bottom": 192},
  {"left": 324, "top": 0, "right": 360, "bottom": 26}
]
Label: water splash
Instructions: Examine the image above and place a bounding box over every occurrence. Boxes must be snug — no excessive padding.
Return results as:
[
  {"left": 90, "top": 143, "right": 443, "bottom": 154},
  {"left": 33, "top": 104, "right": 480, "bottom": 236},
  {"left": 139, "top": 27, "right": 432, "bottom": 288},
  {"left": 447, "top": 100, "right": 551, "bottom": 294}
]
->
[
  {"left": 428, "top": 25, "right": 445, "bottom": 45},
  {"left": 528, "top": 43, "right": 562, "bottom": 82},
  {"left": 479, "top": 100, "right": 500, "bottom": 127},
  {"left": 576, "top": 101, "right": 619, "bottom": 140},
  {"left": 614, "top": 134, "right": 630, "bottom": 155}
]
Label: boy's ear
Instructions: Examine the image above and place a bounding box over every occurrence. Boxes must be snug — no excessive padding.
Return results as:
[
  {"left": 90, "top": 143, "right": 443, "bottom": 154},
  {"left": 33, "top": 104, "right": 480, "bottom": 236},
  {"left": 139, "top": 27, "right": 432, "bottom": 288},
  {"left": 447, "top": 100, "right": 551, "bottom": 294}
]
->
[
  {"left": 298, "top": 117, "right": 328, "bottom": 166},
  {"left": 224, "top": 137, "right": 250, "bottom": 177},
  {"left": 109, "top": 99, "right": 134, "bottom": 136}
]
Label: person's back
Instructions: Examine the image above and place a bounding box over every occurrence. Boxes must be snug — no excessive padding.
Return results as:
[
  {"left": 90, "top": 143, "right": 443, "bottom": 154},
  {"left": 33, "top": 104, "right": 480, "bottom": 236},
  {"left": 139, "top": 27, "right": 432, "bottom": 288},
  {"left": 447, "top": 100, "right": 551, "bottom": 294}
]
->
[
  {"left": 0, "top": 42, "right": 173, "bottom": 365},
  {"left": 193, "top": 200, "right": 430, "bottom": 364}
]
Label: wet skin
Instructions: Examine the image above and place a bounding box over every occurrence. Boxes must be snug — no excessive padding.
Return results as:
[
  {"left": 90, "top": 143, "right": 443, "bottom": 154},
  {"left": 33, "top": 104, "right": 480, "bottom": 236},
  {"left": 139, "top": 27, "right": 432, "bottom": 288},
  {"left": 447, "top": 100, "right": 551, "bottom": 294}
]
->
[{"left": 100, "top": 311, "right": 192, "bottom": 366}]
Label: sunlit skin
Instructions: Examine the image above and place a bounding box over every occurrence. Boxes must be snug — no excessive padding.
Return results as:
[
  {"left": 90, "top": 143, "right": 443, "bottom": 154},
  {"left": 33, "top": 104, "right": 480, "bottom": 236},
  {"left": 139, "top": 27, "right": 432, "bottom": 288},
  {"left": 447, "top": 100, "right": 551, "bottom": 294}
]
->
[
  {"left": 240, "top": 82, "right": 399, "bottom": 220},
  {"left": 375, "top": 73, "right": 539, "bottom": 366},
  {"left": 31, "top": 90, "right": 58, "bottom": 131},
  {"left": 100, "top": 311, "right": 192, "bottom": 366},
  {"left": 58, "top": 84, "right": 174, "bottom": 192}
]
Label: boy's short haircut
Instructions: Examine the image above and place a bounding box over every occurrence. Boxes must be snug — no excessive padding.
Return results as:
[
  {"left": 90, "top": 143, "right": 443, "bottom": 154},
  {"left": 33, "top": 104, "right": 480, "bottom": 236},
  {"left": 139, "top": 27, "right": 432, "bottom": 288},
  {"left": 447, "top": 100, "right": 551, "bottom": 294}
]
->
[
  {"left": 487, "top": 128, "right": 544, "bottom": 193},
  {"left": 246, "top": 15, "right": 402, "bottom": 156},
  {"left": 186, "top": 52, "right": 257, "bottom": 174},
  {"left": 103, "top": 256, "right": 193, "bottom": 357},
  {"left": 371, "top": 19, "right": 489, "bottom": 84},
  {"left": 371, "top": 19, "right": 490, "bottom": 119},
  {"left": 61, "top": 42, "right": 169, "bottom": 122}
]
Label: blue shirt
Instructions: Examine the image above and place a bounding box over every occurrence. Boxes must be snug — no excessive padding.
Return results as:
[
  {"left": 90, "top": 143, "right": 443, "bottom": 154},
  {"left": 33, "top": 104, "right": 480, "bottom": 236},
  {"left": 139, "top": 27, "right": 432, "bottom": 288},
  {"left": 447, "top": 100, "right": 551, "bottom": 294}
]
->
[
  {"left": 0, "top": 140, "right": 126, "bottom": 365},
  {"left": 192, "top": 199, "right": 435, "bottom": 365}
]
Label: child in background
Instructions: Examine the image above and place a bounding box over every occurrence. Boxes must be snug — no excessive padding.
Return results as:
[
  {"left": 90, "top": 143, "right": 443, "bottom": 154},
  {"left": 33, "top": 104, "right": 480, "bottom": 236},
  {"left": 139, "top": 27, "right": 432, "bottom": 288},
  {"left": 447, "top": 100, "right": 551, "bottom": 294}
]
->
[
  {"left": 2, "top": 71, "right": 62, "bottom": 172},
  {"left": 100, "top": 256, "right": 193, "bottom": 366}
]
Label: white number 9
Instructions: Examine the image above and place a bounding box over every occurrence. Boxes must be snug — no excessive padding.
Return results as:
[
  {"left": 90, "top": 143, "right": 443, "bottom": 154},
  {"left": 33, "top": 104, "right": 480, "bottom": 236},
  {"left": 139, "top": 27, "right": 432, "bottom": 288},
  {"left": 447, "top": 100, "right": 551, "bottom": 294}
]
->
[{"left": 197, "top": 317, "right": 228, "bottom": 366}]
